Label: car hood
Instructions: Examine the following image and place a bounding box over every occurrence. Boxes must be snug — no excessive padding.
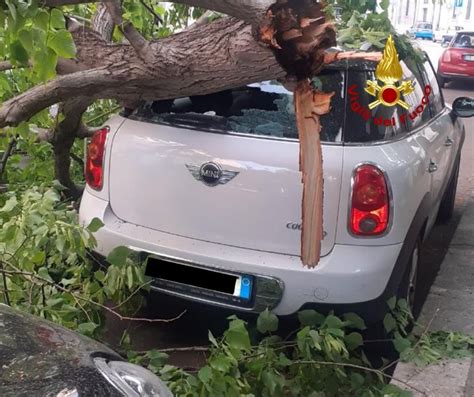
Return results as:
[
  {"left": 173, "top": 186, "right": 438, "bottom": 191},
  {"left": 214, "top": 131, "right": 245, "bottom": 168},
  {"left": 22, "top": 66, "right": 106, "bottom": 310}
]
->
[{"left": 0, "top": 304, "right": 121, "bottom": 396}]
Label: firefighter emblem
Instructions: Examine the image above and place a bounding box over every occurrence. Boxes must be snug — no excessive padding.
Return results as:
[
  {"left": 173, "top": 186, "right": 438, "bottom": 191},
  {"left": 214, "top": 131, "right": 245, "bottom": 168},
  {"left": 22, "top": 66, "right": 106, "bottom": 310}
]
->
[{"left": 365, "top": 35, "right": 414, "bottom": 110}]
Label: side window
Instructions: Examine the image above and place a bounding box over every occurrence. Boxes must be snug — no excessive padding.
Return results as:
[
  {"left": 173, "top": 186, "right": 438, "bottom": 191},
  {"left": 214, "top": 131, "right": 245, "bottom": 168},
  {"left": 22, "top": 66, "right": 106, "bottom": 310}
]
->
[
  {"left": 344, "top": 71, "right": 410, "bottom": 143},
  {"left": 400, "top": 59, "right": 431, "bottom": 130},
  {"left": 420, "top": 60, "right": 444, "bottom": 115}
]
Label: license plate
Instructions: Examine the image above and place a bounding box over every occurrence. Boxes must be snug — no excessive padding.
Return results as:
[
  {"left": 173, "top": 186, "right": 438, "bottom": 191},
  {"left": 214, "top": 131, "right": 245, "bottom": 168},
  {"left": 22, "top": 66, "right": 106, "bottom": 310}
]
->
[
  {"left": 464, "top": 55, "right": 474, "bottom": 61},
  {"left": 233, "top": 275, "right": 252, "bottom": 300},
  {"left": 146, "top": 255, "right": 253, "bottom": 301}
]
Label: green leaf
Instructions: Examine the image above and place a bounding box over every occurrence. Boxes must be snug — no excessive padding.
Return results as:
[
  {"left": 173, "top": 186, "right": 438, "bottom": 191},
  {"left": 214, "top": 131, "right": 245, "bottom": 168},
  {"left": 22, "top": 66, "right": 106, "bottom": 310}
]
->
[
  {"left": 297, "top": 309, "right": 325, "bottom": 327},
  {"left": 278, "top": 353, "right": 292, "bottom": 367},
  {"left": 210, "top": 353, "right": 232, "bottom": 372},
  {"left": 50, "top": 9, "right": 65, "bottom": 29},
  {"left": 257, "top": 308, "right": 278, "bottom": 334},
  {"left": 343, "top": 313, "right": 367, "bottom": 330},
  {"left": 9, "top": 40, "right": 29, "bottom": 65},
  {"left": 225, "top": 318, "right": 251, "bottom": 351},
  {"left": 31, "top": 251, "right": 46, "bottom": 264},
  {"left": 262, "top": 369, "right": 279, "bottom": 394},
  {"left": 323, "top": 315, "right": 344, "bottom": 330},
  {"left": 38, "top": 267, "right": 53, "bottom": 283},
  {"left": 198, "top": 366, "right": 212, "bottom": 384},
  {"left": 387, "top": 296, "right": 397, "bottom": 311},
  {"left": 18, "top": 29, "right": 33, "bottom": 52},
  {"left": 380, "top": 0, "right": 390, "bottom": 11},
  {"left": 77, "top": 322, "right": 98, "bottom": 336},
  {"left": 208, "top": 330, "right": 219, "bottom": 347},
  {"left": 126, "top": 265, "right": 134, "bottom": 290},
  {"left": 94, "top": 270, "right": 106, "bottom": 282},
  {"left": 48, "top": 30, "right": 76, "bottom": 58},
  {"left": 34, "top": 9, "right": 49, "bottom": 30},
  {"left": 87, "top": 218, "right": 104, "bottom": 233},
  {"left": 33, "top": 47, "right": 58, "bottom": 81},
  {"left": 107, "top": 246, "right": 133, "bottom": 267},
  {"left": 344, "top": 332, "right": 363, "bottom": 350},
  {"left": 1, "top": 197, "right": 18, "bottom": 212},
  {"left": 383, "top": 313, "right": 397, "bottom": 334},
  {"left": 393, "top": 334, "right": 412, "bottom": 354}
]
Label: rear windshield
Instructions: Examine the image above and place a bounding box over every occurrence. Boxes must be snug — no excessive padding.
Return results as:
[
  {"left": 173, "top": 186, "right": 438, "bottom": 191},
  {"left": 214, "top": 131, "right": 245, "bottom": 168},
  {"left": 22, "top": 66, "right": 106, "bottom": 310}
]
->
[
  {"left": 417, "top": 23, "right": 432, "bottom": 29},
  {"left": 452, "top": 32, "right": 474, "bottom": 48},
  {"left": 129, "top": 69, "right": 344, "bottom": 143}
]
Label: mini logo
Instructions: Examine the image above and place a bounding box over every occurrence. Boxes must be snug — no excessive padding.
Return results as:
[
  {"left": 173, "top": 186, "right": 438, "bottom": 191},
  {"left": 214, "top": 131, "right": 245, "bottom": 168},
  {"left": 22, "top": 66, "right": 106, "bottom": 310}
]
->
[
  {"left": 186, "top": 162, "right": 239, "bottom": 187},
  {"left": 365, "top": 35, "right": 415, "bottom": 110}
]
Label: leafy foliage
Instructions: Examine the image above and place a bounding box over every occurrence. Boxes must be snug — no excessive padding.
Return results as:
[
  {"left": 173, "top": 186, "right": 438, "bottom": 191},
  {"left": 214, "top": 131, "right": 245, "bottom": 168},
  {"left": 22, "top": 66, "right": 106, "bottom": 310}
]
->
[
  {"left": 129, "top": 310, "right": 413, "bottom": 396},
  {"left": 0, "top": 184, "right": 147, "bottom": 336}
]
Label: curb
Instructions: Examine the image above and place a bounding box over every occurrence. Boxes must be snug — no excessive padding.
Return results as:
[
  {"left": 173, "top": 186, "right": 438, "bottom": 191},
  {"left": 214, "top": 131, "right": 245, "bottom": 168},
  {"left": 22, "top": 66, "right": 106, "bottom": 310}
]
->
[{"left": 392, "top": 198, "right": 474, "bottom": 396}]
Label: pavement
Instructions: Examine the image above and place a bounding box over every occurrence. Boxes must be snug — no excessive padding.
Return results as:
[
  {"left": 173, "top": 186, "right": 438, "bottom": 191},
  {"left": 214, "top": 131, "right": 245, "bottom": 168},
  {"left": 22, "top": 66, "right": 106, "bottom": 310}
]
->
[{"left": 393, "top": 197, "right": 474, "bottom": 396}]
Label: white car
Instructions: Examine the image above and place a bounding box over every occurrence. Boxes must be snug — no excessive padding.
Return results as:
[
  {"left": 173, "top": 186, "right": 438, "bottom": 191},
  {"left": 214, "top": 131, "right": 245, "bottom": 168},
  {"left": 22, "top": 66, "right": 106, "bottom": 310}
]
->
[{"left": 79, "top": 52, "right": 472, "bottom": 323}]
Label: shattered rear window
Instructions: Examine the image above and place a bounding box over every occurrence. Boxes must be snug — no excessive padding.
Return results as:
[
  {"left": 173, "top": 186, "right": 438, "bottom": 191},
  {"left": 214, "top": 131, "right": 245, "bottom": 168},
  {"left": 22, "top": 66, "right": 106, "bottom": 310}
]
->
[{"left": 130, "top": 69, "right": 344, "bottom": 143}]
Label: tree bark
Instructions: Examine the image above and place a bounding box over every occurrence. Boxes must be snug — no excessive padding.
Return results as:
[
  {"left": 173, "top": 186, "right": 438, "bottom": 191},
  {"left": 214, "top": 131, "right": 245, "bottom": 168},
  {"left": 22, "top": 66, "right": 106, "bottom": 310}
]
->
[{"left": 2, "top": 0, "right": 382, "bottom": 267}]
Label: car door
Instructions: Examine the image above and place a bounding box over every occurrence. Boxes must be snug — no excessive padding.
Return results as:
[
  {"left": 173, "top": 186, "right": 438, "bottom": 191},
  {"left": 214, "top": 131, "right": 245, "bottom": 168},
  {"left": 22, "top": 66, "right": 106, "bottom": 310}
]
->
[
  {"left": 401, "top": 58, "right": 449, "bottom": 217},
  {"left": 418, "top": 58, "right": 457, "bottom": 208}
]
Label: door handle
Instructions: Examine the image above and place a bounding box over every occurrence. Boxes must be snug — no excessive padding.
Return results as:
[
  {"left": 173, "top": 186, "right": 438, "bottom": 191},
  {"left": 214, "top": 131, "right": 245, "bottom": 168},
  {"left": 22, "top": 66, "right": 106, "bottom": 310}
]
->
[
  {"left": 428, "top": 160, "right": 438, "bottom": 173},
  {"left": 444, "top": 137, "right": 454, "bottom": 147}
]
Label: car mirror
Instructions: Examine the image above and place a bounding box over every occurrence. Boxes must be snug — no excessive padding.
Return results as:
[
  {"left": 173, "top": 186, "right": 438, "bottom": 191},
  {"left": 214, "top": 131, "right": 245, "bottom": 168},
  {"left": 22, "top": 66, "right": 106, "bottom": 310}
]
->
[{"left": 452, "top": 97, "right": 474, "bottom": 118}]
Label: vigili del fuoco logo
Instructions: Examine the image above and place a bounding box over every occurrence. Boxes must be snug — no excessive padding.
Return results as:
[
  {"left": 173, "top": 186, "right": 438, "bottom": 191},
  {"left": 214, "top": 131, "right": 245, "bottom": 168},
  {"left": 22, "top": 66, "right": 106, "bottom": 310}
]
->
[{"left": 348, "top": 34, "right": 432, "bottom": 126}]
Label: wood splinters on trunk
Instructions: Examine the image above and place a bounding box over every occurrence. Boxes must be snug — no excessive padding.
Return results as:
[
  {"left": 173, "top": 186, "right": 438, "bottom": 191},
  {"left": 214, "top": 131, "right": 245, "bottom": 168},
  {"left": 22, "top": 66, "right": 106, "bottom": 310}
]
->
[{"left": 294, "top": 79, "right": 334, "bottom": 268}]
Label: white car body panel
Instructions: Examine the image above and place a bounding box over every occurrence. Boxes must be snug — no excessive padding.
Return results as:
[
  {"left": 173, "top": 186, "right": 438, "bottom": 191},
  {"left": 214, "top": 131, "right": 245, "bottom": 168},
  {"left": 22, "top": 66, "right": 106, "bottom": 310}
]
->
[
  {"left": 80, "top": 191, "right": 403, "bottom": 315},
  {"left": 107, "top": 119, "right": 343, "bottom": 257},
  {"left": 80, "top": 68, "right": 464, "bottom": 316}
]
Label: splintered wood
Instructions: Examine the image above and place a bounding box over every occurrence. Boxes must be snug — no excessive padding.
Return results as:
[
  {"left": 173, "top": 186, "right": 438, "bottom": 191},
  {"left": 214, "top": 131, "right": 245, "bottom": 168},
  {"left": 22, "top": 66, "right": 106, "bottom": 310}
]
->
[{"left": 294, "top": 80, "right": 334, "bottom": 268}]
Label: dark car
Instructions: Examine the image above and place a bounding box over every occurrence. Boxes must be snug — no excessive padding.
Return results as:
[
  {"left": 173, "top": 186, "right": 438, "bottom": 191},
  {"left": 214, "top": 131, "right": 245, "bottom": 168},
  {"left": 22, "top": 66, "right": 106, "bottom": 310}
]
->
[
  {"left": 438, "top": 31, "right": 474, "bottom": 87},
  {"left": 0, "top": 304, "right": 172, "bottom": 397}
]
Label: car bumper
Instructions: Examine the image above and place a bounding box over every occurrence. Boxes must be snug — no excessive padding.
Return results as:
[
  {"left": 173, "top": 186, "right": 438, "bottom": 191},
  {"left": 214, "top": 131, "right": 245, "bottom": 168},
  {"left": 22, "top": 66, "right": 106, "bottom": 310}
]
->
[
  {"left": 438, "top": 63, "right": 474, "bottom": 79},
  {"left": 80, "top": 190, "right": 402, "bottom": 318},
  {"left": 415, "top": 32, "right": 433, "bottom": 39}
]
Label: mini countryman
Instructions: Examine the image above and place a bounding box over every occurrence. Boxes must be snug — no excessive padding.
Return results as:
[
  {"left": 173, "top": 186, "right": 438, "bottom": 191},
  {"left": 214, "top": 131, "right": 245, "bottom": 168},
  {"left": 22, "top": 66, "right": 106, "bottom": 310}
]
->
[{"left": 79, "top": 49, "right": 472, "bottom": 323}]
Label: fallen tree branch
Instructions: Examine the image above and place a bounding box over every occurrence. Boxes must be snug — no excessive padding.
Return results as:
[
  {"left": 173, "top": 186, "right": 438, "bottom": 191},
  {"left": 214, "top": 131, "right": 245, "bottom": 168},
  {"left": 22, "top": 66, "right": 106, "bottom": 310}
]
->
[{"left": 0, "top": 265, "right": 187, "bottom": 323}]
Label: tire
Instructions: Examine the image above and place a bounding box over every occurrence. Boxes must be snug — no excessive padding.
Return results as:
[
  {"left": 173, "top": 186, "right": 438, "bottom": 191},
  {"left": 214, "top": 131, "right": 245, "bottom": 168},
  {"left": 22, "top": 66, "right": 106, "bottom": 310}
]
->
[
  {"left": 364, "top": 238, "right": 421, "bottom": 349},
  {"left": 437, "top": 156, "right": 460, "bottom": 223},
  {"left": 397, "top": 238, "right": 421, "bottom": 318},
  {"left": 438, "top": 75, "right": 447, "bottom": 88}
]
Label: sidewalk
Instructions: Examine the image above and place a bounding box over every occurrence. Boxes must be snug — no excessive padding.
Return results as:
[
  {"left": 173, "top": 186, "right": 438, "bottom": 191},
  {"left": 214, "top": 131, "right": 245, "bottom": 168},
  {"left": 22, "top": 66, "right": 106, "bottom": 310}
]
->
[{"left": 393, "top": 196, "right": 474, "bottom": 396}]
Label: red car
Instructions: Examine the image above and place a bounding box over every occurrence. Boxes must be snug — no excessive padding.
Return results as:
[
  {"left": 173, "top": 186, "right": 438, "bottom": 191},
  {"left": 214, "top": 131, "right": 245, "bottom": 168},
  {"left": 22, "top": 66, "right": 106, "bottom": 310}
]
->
[{"left": 438, "top": 31, "right": 474, "bottom": 87}]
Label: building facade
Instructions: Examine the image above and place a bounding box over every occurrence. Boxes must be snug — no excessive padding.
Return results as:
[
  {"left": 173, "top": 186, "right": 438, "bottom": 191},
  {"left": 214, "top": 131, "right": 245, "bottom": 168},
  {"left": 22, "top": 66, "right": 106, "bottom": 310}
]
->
[{"left": 389, "top": 0, "right": 474, "bottom": 33}]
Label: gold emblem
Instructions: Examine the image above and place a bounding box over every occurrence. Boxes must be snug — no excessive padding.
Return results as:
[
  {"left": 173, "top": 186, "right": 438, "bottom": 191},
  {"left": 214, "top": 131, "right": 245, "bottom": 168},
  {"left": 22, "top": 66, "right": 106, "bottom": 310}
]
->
[{"left": 365, "top": 35, "right": 414, "bottom": 110}]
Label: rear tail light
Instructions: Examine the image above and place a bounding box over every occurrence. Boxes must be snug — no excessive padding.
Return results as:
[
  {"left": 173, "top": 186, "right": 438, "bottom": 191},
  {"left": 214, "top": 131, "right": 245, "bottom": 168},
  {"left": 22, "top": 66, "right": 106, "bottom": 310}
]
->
[
  {"left": 442, "top": 50, "right": 451, "bottom": 63},
  {"left": 85, "top": 127, "right": 109, "bottom": 190},
  {"left": 350, "top": 164, "right": 390, "bottom": 236}
]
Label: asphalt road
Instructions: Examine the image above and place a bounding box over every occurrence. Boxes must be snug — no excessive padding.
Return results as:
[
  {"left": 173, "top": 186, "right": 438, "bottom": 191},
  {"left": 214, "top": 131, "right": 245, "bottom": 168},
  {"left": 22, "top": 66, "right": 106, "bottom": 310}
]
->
[{"left": 102, "top": 41, "right": 474, "bottom": 369}]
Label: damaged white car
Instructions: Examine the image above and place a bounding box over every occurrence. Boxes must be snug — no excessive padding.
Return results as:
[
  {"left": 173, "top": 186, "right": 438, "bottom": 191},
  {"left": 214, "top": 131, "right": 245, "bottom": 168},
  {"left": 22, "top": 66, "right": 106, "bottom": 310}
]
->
[{"left": 79, "top": 53, "right": 472, "bottom": 323}]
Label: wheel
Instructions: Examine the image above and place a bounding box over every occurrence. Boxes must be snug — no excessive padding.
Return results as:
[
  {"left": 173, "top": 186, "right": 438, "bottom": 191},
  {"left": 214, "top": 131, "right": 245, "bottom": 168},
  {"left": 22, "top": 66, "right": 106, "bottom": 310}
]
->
[
  {"left": 437, "top": 156, "right": 460, "bottom": 223},
  {"left": 364, "top": 237, "right": 421, "bottom": 350},
  {"left": 438, "top": 75, "right": 447, "bottom": 88},
  {"left": 398, "top": 238, "right": 421, "bottom": 316}
]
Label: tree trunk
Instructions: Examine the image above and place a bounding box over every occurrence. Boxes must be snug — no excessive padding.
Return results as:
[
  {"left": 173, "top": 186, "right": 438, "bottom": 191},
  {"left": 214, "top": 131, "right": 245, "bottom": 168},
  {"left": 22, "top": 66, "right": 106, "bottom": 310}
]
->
[{"left": 1, "top": 0, "right": 381, "bottom": 267}]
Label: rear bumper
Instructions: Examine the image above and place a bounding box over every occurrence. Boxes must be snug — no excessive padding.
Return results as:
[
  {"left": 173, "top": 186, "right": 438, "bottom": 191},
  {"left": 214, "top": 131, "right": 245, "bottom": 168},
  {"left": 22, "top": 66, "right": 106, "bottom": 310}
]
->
[
  {"left": 438, "top": 63, "right": 474, "bottom": 79},
  {"left": 80, "top": 190, "right": 402, "bottom": 318},
  {"left": 415, "top": 32, "right": 433, "bottom": 39}
]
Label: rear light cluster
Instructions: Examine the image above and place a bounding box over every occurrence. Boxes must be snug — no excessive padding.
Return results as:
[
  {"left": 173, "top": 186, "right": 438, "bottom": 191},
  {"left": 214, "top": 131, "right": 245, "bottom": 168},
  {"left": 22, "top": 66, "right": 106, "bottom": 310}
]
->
[
  {"left": 85, "top": 127, "right": 109, "bottom": 190},
  {"left": 350, "top": 164, "right": 390, "bottom": 236},
  {"left": 442, "top": 50, "right": 451, "bottom": 63}
]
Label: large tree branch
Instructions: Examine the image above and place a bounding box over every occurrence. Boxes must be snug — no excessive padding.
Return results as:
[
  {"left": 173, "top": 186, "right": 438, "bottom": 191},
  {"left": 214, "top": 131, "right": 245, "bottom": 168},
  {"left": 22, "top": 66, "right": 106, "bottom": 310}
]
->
[
  {"left": 42, "top": 0, "right": 274, "bottom": 26},
  {"left": 0, "top": 18, "right": 285, "bottom": 127}
]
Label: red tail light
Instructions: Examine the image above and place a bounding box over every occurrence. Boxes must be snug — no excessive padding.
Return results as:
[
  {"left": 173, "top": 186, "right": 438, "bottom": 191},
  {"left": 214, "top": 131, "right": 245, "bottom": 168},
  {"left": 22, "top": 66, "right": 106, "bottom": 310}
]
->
[
  {"left": 442, "top": 50, "right": 451, "bottom": 63},
  {"left": 350, "top": 164, "right": 390, "bottom": 236},
  {"left": 85, "top": 127, "right": 109, "bottom": 190}
]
